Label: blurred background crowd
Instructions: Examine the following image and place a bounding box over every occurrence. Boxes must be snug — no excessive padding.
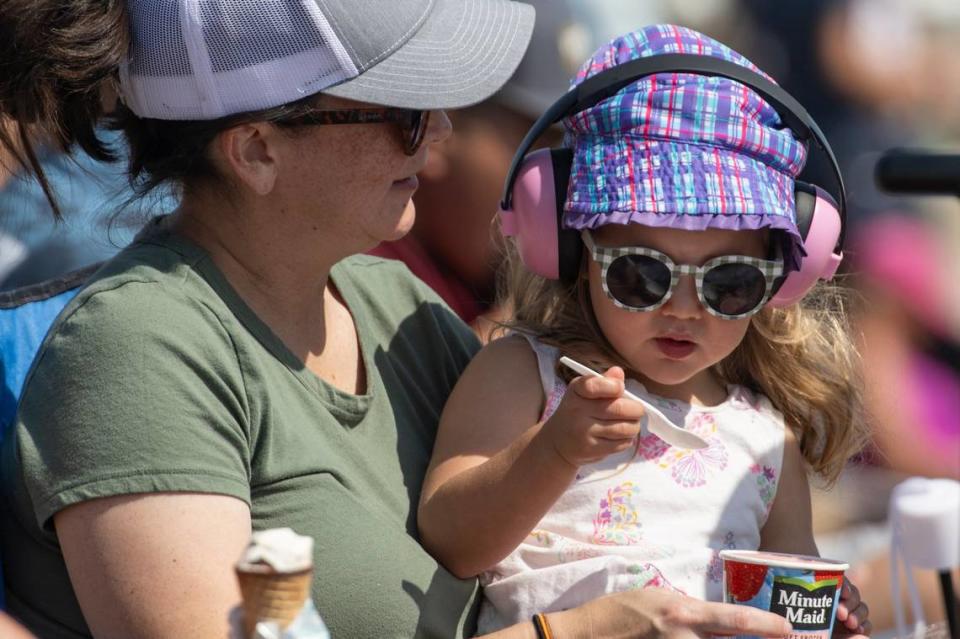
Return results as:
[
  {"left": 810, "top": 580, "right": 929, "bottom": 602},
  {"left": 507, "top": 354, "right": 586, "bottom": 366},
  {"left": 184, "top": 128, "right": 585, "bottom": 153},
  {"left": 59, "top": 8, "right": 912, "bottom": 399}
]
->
[{"left": 1, "top": 0, "right": 957, "bottom": 636}]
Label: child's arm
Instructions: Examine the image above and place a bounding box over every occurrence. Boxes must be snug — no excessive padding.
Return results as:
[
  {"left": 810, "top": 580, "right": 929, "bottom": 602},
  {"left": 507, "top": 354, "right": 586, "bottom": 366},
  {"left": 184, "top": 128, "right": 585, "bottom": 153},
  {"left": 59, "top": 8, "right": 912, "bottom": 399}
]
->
[
  {"left": 760, "top": 428, "right": 872, "bottom": 636},
  {"left": 759, "top": 427, "right": 817, "bottom": 555},
  {"left": 418, "top": 336, "right": 644, "bottom": 578}
]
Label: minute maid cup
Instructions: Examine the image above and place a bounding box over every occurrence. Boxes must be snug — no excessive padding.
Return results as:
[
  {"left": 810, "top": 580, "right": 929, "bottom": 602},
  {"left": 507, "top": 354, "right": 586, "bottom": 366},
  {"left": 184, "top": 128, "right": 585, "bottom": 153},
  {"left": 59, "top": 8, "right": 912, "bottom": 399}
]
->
[{"left": 720, "top": 550, "right": 848, "bottom": 639}]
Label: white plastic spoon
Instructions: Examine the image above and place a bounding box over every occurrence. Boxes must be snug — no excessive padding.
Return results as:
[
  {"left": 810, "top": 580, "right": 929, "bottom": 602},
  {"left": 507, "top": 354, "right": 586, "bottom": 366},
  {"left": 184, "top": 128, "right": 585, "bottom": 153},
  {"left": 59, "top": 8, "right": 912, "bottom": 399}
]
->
[{"left": 558, "top": 355, "right": 708, "bottom": 450}]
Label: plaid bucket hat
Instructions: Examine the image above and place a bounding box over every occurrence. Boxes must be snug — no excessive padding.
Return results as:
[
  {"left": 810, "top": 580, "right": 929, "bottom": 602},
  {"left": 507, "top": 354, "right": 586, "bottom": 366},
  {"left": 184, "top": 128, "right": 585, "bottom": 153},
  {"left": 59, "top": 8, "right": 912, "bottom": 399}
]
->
[{"left": 562, "top": 24, "right": 809, "bottom": 270}]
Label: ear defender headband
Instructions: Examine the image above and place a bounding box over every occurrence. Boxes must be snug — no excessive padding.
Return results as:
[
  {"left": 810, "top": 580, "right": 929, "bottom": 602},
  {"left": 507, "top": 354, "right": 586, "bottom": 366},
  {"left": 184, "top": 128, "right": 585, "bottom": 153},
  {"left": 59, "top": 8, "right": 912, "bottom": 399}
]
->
[{"left": 497, "top": 53, "right": 846, "bottom": 307}]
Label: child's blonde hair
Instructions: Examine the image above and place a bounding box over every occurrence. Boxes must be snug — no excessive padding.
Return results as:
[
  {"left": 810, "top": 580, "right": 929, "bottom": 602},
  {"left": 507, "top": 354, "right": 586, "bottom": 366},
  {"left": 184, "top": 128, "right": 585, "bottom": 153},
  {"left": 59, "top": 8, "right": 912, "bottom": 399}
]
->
[{"left": 495, "top": 241, "right": 869, "bottom": 484}]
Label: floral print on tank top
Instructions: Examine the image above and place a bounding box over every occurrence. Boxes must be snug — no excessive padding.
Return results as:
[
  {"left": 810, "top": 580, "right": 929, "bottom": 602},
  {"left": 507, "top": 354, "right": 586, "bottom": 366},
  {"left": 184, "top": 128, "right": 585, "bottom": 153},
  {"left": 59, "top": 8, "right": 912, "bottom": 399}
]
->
[{"left": 478, "top": 335, "right": 787, "bottom": 633}]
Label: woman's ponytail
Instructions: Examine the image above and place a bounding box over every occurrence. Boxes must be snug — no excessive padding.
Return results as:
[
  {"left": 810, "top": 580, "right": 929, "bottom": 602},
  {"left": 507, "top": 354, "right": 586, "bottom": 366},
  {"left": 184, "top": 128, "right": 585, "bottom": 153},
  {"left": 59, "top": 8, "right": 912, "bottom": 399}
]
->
[{"left": 0, "top": 0, "right": 128, "bottom": 217}]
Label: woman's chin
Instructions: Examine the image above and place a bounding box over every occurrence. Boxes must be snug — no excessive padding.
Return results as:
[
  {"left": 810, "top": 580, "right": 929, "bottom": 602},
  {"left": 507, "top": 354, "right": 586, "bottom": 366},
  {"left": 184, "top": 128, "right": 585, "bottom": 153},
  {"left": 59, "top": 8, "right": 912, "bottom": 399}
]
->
[{"left": 394, "top": 207, "right": 418, "bottom": 239}]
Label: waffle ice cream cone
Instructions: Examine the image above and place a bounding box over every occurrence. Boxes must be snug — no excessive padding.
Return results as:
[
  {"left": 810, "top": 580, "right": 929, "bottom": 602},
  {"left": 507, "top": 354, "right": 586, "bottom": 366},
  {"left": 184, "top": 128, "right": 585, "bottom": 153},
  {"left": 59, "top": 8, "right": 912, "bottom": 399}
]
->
[{"left": 236, "top": 528, "right": 314, "bottom": 638}]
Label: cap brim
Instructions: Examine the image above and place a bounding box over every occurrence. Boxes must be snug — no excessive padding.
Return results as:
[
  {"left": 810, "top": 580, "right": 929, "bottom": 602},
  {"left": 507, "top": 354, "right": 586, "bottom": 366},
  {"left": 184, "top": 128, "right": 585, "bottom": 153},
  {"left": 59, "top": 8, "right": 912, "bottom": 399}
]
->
[{"left": 323, "top": 0, "right": 535, "bottom": 110}]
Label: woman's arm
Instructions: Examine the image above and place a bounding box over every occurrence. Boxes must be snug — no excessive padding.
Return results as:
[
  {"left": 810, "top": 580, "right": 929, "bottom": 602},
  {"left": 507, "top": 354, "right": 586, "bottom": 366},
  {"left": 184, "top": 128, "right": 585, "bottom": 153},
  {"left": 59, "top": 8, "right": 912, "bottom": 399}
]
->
[
  {"left": 478, "top": 588, "right": 794, "bottom": 638},
  {"left": 418, "top": 336, "right": 642, "bottom": 578},
  {"left": 55, "top": 492, "right": 251, "bottom": 639}
]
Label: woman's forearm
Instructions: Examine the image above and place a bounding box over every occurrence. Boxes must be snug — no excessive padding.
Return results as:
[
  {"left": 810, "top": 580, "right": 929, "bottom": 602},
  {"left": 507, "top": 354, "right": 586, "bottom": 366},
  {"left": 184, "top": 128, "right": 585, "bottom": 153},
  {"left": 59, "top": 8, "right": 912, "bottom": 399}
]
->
[
  {"left": 418, "top": 423, "right": 578, "bottom": 578},
  {"left": 477, "top": 608, "right": 591, "bottom": 639},
  {"left": 476, "top": 589, "right": 794, "bottom": 639}
]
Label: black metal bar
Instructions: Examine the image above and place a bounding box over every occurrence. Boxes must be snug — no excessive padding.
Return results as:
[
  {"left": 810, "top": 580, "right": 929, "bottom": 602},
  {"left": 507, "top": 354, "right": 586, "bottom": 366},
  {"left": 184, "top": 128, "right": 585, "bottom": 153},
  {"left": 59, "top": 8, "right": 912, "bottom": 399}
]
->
[
  {"left": 940, "top": 570, "right": 958, "bottom": 639},
  {"left": 876, "top": 149, "right": 960, "bottom": 195}
]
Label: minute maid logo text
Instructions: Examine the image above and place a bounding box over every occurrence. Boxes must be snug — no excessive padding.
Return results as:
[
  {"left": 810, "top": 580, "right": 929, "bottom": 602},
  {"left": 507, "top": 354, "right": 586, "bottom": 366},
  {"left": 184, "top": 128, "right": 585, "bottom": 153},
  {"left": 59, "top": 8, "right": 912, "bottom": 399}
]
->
[{"left": 770, "top": 576, "right": 840, "bottom": 633}]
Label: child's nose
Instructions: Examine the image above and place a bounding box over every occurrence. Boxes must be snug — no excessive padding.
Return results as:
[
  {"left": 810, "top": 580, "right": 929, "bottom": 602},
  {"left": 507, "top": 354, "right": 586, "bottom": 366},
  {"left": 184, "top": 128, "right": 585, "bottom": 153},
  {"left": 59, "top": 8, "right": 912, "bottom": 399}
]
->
[{"left": 661, "top": 274, "right": 703, "bottom": 319}]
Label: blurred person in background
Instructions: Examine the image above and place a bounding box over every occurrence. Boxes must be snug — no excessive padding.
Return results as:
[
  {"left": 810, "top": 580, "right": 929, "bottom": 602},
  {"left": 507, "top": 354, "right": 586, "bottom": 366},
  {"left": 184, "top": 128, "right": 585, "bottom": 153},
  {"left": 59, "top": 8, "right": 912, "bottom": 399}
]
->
[
  {"left": 0, "top": 110, "right": 174, "bottom": 292},
  {"left": 0, "top": 119, "right": 29, "bottom": 282},
  {"left": 0, "top": 134, "right": 133, "bottom": 289},
  {"left": 853, "top": 214, "right": 959, "bottom": 481},
  {"left": 370, "top": 0, "right": 695, "bottom": 341}
]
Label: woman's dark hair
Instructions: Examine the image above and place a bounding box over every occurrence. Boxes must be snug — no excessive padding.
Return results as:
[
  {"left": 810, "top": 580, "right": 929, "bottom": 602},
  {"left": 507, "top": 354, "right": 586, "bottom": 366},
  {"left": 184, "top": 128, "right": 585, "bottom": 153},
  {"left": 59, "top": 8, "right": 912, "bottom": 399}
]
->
[
  {"left": 0, "top": 0, "right": 328, "bottom": 217},
  {"left": 114, "top": 97, "right": 331, "bottom": 204},
  {"left": 0, "top": 0, "right": 127, "bottom": 218}
]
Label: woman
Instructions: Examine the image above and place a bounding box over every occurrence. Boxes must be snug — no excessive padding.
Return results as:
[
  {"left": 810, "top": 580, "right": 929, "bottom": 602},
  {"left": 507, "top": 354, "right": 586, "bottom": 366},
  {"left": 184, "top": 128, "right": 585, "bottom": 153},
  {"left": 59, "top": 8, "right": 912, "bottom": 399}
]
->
[{"left": 0, "top": 1, "right": 796, "bottom": 637}]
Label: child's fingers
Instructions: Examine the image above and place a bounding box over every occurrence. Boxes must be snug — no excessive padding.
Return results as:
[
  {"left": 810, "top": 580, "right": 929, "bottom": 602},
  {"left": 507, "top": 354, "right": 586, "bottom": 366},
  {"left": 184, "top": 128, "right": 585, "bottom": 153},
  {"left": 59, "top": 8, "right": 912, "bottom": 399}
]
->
[
  {"left": 838, "top": 581, "right": 864, "bottom": 622},
  {"left": 841, "top": 580, "right": 860, "bottom": 605},
  {"left": 836, "top": 602, "right": 848, "bottom": 622},
  {"left": 592, "top": 420, "right": 642, "bottom": 442},
  {"left": 596, "top": 397, "right": 646, "bottom": 423},
  {"left": 589, "top": 435, "right": 636, "bottom": 458},
  {"left": 569, "top": 373, "right": 625, "bottom": 399},
  {"left": 844, "top": 600, "right": 869, "bottom": 631},
  {"left": 602, "top": 365, "right": 625, "bottom": 381}
]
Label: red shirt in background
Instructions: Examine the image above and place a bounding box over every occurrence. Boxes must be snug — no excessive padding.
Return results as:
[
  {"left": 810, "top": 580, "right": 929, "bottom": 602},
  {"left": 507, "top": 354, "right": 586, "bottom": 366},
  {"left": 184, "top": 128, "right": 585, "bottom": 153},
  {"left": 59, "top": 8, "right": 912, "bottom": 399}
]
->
[{"left": 369, "top": 237, "right": 484, "bottom": 325}]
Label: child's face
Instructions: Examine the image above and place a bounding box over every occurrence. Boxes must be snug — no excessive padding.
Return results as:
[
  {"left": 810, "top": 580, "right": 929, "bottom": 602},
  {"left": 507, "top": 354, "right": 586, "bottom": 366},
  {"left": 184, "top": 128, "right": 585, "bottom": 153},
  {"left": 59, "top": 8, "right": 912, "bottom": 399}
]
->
[{"left": 586, "top": 224, "right": 768, "bottom": 400}]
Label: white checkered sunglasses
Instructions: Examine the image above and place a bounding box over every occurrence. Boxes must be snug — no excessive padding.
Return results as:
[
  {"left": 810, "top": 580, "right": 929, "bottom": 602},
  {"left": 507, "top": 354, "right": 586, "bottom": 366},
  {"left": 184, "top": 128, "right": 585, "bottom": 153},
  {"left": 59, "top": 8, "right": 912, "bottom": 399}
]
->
[{"left": 581, "top": 230, "right": 785, "bottom": 319}]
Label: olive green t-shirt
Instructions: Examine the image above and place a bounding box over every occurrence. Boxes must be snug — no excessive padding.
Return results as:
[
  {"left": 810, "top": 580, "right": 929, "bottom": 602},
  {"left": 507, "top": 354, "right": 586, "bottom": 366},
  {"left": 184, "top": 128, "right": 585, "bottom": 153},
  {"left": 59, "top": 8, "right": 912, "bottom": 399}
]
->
[{"left": 0, "top": 226, "right": 482, "bottom": 638}]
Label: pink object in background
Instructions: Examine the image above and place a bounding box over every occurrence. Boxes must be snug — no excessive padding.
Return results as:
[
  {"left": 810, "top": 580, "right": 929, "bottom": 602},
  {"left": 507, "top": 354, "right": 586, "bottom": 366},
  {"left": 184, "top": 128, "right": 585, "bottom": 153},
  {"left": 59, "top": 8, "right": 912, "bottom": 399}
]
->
[
  {"left": 853, "top": 214, "right": 949, "bottom": 336},
  {"left": 370, "top": 236, "right": 484, "bottom": 325},
  {"left": 853, "top": 214, "right": 959, "bottom": 477}
]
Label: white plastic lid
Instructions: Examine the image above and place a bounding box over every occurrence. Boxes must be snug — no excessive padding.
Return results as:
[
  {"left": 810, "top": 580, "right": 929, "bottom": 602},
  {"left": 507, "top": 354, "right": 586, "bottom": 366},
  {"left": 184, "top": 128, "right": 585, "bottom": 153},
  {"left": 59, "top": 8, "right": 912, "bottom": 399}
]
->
[{"left": 719, "top": 549, "right": 848, "bottom": 572}]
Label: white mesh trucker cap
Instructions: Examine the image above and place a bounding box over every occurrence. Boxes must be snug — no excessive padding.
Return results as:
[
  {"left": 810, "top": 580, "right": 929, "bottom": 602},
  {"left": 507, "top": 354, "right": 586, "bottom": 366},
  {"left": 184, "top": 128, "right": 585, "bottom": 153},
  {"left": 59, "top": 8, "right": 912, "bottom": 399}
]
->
[{"left": 118, "top": 0, "right": 535, "bottom": 120}]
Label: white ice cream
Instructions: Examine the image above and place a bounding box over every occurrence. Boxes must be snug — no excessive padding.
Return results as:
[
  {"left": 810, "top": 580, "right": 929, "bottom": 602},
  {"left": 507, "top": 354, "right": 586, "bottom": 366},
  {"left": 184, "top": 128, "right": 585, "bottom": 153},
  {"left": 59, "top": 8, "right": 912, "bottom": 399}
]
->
[{"left": 238, "top": 528, "right": 314, "bottom": 572}]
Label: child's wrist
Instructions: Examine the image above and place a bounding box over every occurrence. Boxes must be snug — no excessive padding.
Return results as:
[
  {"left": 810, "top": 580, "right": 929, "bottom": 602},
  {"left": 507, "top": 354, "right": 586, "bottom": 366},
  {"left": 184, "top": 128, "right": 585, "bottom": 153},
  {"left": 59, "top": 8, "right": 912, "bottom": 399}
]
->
[{"left": 530, "top": 423, "right": 580, "bottom": 475}]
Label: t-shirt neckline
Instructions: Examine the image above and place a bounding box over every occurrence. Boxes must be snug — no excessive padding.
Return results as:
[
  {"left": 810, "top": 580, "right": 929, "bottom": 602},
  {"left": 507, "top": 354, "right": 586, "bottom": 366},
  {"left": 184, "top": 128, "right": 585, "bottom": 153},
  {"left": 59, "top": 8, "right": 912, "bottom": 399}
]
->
[{"left": 136, "top": 217, "right": 376, "bottom": 416}]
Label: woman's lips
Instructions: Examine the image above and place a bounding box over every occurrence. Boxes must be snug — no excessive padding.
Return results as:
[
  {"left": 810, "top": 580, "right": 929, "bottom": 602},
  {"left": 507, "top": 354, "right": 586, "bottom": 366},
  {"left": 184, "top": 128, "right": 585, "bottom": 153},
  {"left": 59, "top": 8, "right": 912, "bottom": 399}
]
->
[
  {"left": 392, "top": 175, "right": 419, "bottom": 189},
  {"left": 655, "top": 337, "right": 696, "bottom": 359}
]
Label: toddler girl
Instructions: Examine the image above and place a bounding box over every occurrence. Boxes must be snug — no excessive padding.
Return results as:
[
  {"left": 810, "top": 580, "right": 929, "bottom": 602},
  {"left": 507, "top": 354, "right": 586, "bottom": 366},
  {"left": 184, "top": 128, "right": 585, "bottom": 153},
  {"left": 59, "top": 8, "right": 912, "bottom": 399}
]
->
[{"left": 419, "top": 25, "right": 872, "bottom": 636}]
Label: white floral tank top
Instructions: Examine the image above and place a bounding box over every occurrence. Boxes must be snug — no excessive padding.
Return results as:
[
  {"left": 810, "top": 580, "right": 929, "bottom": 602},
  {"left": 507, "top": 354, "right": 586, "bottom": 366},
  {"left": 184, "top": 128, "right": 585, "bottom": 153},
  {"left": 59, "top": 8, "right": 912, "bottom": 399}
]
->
[{"left": 477, "top": 335, "right": 786, "bottom": 633}]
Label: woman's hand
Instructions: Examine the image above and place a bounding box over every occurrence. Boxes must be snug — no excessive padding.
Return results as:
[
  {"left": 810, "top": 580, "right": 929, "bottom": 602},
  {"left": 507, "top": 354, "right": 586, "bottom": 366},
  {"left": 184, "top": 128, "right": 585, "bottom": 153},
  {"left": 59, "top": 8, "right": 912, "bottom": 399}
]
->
[
  {"left": 834, "top": 579, "right": 871, "bottom": 637},
  {"left": 481, "top": 588, "right": 793, "bottom": 638},
  {"left": 541, "top": 366, "right": 645, "bottom": 469}
]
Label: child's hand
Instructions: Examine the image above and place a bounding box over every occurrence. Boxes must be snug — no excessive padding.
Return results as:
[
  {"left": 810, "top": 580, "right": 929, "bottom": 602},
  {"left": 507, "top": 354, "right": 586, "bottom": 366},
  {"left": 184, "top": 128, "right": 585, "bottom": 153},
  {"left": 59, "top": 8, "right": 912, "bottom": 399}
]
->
[
  {"left": 834, "top": 578, "right": 871, "bottom": 637},
  {"left": 541, "top": 366, "right": 645, "bottom": 468}
]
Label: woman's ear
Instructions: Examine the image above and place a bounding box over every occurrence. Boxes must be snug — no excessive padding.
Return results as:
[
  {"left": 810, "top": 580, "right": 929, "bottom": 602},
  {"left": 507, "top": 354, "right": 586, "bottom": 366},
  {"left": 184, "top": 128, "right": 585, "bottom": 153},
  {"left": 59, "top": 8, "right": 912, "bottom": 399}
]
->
[{"left": 215, "top": 123, "right": 279, "bottom": 196}]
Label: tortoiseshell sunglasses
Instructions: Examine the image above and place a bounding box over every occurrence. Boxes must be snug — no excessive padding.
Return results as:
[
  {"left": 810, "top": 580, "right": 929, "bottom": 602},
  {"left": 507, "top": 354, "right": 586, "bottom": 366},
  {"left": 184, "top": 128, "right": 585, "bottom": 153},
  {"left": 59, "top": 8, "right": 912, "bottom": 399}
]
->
[{"left": 282, "top": 108, "right": 430, "bottom": 155}]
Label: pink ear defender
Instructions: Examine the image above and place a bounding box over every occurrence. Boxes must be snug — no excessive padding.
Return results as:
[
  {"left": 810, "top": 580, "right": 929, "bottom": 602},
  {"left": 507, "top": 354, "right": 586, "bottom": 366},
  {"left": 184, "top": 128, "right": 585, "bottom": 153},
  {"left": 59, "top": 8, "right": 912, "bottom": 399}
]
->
[
  {"left": 498, "top": 149, "right": 562, "bottom": 280},
  {"left": 497, "top": 54, "right": 848, "bottom": 303},
  {"left": 767, "top": 184, "right": 844, "bottom": 307}
]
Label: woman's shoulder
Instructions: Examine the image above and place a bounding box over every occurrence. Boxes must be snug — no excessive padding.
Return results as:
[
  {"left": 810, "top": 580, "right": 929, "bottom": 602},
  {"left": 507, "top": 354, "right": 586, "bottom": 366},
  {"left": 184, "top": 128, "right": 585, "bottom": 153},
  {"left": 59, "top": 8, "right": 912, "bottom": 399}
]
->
[
  {"left": 65, "top": 248, "right": 223, "bottom": 332},
  {"left": 35, "top": 244, "right": 239, "bottom": 381}
]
